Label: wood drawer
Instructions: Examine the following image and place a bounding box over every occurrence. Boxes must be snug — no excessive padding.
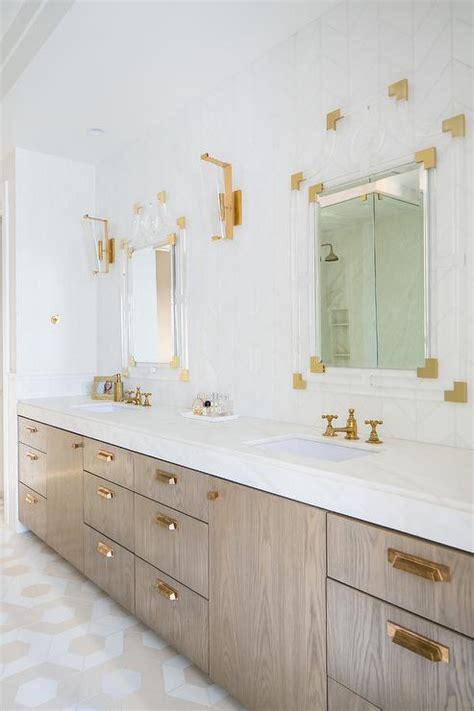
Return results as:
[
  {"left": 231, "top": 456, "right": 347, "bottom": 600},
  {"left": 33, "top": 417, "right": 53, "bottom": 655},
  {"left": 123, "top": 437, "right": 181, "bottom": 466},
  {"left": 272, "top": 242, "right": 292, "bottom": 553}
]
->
[
  {"left": 19, "top": 443, "right": 47, "bottom": 497},
  {"left": 134, "top": 494, "right": 208, "bottom": 598},
  {"left": 83, "top": 524, "right": 135, "bottom": 613},
  {"left": 327, "top": 514, "right": 474, "bottom": 637},
  {"left": 18, "top": 417, "right": 49, "bottom": 453},
  {"left": 83, "top": 438, "right": 134, "bottom": 489},
  {"left": 328, "top": 579, "right": 474, "bottom": 711},
  {"left": 135, "top": 557, "right": 209, "bottom": 672},
  {"left": 84, "top": 472, "right": 134, "bottom": 550},
  {"left": 328, "top": 678, "right": 380, "bottom": 711},
  {"left": 19, "top": 483, "right": 47, "bottom": 540},
  {"left": 134, "top": 453, "right": 209, "bottom": 522}
]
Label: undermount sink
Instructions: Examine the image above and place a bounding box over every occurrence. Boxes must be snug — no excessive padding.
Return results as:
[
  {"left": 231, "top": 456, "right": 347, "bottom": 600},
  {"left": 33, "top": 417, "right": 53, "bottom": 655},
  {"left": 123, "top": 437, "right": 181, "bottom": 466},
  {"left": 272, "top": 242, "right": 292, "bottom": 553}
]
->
[
  {"left": 74, "top": 402, "right": 129, "bottom": 414},
  {"left": 251, "top": 436, "right": 375, "bottom": 462}
]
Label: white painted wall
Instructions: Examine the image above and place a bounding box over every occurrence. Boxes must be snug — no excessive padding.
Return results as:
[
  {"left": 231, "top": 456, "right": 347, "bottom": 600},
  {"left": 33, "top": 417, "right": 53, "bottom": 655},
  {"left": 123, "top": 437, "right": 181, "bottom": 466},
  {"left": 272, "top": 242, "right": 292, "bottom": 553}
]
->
[
  {"left": 15, "top": 148, "right": 97, "bottom": 390},
  {"left": 95, "top": 0, "right": 473, "bottom": 448}
]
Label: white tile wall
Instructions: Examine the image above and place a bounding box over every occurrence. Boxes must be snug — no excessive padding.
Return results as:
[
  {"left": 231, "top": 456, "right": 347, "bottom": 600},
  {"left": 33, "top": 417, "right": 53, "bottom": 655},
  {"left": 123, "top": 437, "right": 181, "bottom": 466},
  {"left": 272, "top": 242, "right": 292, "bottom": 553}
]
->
[{"left": 95, "top": 0, "right": 473, "bottom": 448}]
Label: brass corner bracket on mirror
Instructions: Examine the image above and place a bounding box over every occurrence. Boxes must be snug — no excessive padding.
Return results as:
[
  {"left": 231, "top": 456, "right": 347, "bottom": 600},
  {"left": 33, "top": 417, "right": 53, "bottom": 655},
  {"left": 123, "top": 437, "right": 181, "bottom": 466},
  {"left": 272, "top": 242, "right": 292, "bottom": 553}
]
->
[
  {"left": 167, "top": 233, "right": 177, "bottom": 246},
  {"left": 179, "top": 369, "right": 189, "bottom": 382},
  {"left": 291, "top": 172, "right": 304, "bottom": 191},
  {"left": 201, "top": 153, "right": 242, "bottom": 240},
  {"left": 170, "top": 355, "right": 179, "bottom": 369},
  {"left": 388, "top": 78, "right": 408, "bottom": 101},
  {"left": 176, "top": 216, "right": 186, "bottom": 229},
  {"left": 326, "top": 108, "right": 343, "bottom": 131},
  {"left": 157, "top": 191, "right": 167, "bottom": 204},
  {"left": 442, "top": 114, "right": 466, "bottom": 138},
  {"left": 444, "top": 381, "right": 468, "bottom": 404},
  {"left": 293, "top": 372, "right": 307, "bottom": 390},
  {"left": 310, "top": 356, "right": 326, "bottom": 373},
  {"left": 415, "top": 147, "right": 436, "bottom": 170},
  {"left": 308, "top": 183, "right": 324, "bottom": 204},
  {"left": 417, "top": 358, "right": 438, "bottom": 379}
]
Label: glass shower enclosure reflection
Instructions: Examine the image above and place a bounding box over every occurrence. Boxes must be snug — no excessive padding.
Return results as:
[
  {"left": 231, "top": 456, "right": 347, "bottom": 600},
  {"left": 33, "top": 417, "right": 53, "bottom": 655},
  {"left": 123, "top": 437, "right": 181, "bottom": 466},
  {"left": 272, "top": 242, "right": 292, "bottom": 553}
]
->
[{"left": 317, "top": 165, "right": 425, "bottom": 370}]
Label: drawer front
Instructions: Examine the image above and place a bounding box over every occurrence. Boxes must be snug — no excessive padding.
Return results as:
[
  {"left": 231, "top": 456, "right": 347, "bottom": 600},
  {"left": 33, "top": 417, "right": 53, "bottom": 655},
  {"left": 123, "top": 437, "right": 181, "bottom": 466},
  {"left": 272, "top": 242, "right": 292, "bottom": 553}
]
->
[
  {"left": 135, "top": 558, "right": 208, "bottom": 672},
  {"left": 83, "top": 438, "right": 134, "bottom": 489},
  {"left": 19, "top": 443, "right": 47, "bottom": 497},
  {"left": 328, "top": 679, "right": 380, "bottom": 711},
  {"left": 134, "top": 494, "right": 208, "bottom": 598},
  {"left": 327, "top": 514, "right": 474, "bottom": 636},
  {"left": 83, "top": 524, "right": 135, "bottom": 613},
  {"left": 19, "top": 483, "right": 47, "bottom": 540},
  {"left": 83, "top": 472, "right": 134, "bottom": 550},
  {"left": 18, "top": 417, "right": 49, "bottom": 452},
  {"left": 328, "top": 579, "right": 474, "bottom": 711},
  {"left": 134, "top": 453, "right": 209, "bottom": 522}
]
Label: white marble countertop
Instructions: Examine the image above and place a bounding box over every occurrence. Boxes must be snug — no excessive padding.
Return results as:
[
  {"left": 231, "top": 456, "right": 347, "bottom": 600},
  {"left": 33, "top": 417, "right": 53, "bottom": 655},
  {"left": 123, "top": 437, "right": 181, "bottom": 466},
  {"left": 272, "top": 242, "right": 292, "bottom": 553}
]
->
[{"left": 18, "top": 396, "right": 473, "bottom": 552}]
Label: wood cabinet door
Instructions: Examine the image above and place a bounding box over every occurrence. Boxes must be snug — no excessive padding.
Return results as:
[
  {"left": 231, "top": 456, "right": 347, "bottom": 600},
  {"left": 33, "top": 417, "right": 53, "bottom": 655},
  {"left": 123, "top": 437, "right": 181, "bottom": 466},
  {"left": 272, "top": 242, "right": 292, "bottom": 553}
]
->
[
  {"left": 208, "top": 478, "right": 327, "bottom": 711},
  {"left": 46, "top": 428, "right": 84, "bottom": 571}
]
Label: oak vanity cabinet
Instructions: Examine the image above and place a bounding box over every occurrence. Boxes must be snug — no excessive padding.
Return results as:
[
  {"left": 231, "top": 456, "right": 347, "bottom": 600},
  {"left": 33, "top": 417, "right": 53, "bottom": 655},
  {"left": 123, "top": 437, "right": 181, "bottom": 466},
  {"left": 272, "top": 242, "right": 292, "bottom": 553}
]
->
[{"left": 208, "top": 478, "right": 327, "bottom": 711}]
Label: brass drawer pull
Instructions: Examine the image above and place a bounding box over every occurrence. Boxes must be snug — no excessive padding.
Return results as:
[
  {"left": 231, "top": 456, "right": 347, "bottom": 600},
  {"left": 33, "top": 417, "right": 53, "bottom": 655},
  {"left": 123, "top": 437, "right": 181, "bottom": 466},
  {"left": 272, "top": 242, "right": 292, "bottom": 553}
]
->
[
  {"left": 155, "top": 579, "right": 179, "bottom": 601},
  {"left": 96, "top": 541, "right": 114, "bottom": 558},
  {"left": 387, "top": 621, "right": 449, "bottom": 663},
  {"left": 207, "top": 491, "right": 219, "bottom": 500},
  {"left": 97, "top": 486, "right": 114, "bottom": 499},
  {"left": 26, "top": 425, "right": 38, "bottom": 433},
  {"left": 25, "top": 493, "right": 37, "bottom": 504},
  {"left": 388, "top": 548, "right": 451, "bottom": 582},
  {"left": 71, "top": 442, "right": 83, "bottom": 449},
  {"left": 156, "top": 470, "right": 177, "bottom": 486},
  {"left": 96, "top": 450, "right": 115, "bottom": 463},
  {"left": 155, "top": 513, "right": 178, "bottom": 530},
  {"left": 25, "top": 451, "right": 38, "bottom": 461}
]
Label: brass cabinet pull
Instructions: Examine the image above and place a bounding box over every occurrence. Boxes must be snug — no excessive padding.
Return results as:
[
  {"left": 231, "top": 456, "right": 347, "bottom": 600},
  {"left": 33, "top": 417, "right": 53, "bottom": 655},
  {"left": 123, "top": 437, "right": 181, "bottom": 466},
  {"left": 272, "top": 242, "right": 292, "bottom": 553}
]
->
[
  {"left": 155, "top": 579, "right": 179, "bottom": 601},
  {"left": 207, "top": 491, "right": 219, "bottom": 500},
  {"left": 96, "top": 541, "right": 114, "bottom": 558},
  {"left": 25, "top": 493, "right": 37, "bottom": 504},
  {"left": 25, "top": 451, "right": 38, "bottom": 461},
  {"left": 156, "top": 470, "right": 177, "bottom": 486},
  {"left": 97, "top": 486, "right": 114, "bottom": 499},
  {"left": 387, "top": 621, "right": 449, "bottom": 663},
  {"left": 155, "top": 513, "right": 178, "bottom": 530},
  {"left": 26, "top": 425, "right": 38, "bottom": 433},
  {"left": 388, "top": 548, "right": 451, "bottom": 582},
  {"left": 71, "top": 442, "right": 83, "bottom": 449},
  {"left": 96, "top": 450, "right": 114, "bottom": 463}
]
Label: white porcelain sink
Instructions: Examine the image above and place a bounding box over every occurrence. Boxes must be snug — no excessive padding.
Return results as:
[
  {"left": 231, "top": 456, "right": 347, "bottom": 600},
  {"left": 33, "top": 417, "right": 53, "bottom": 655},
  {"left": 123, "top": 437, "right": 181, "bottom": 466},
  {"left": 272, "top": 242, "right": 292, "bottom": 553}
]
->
[
  {"left": 251, "top": 436, "right": 375, "bottom": 462},
  {"left": 74, "top": 403, "right": 128, "bottom": 414}
]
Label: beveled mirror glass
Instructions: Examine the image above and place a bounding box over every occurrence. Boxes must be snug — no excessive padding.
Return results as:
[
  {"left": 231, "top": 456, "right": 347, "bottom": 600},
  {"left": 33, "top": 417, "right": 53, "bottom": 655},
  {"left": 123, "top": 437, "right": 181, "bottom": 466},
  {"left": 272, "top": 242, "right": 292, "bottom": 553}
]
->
[{"left": 316, "top": 164, "right": 427, "bottom": 369}]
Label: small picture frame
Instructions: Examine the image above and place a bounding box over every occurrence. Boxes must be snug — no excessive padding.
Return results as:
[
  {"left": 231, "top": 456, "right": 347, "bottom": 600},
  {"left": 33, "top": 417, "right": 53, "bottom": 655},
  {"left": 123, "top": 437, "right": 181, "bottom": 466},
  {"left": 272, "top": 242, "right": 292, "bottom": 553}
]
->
[{"left": 91, "top": 375, "right": 116, "bottom": 401}]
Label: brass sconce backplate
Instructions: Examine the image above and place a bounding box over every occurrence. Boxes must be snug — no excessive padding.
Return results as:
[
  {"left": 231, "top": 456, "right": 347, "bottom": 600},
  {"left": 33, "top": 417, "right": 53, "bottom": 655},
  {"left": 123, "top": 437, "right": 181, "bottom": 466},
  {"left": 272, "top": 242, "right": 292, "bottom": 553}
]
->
[
  {"left": 308, "top": 183, "right": 324, "bottom": 203},
  {"left": 444, "top": 381, "right": 468, "bottom": 403},
  {"left": 388, "top": 78, "right": 409, "bottom": 101},
  {"left": 291, "top": 172, "right": 304, "bottom": 191},
  {"left": 310, "top": 356, "right": 326, "bottom": 373},
  {"left": 326, "top": 108, "right": 343, "bottom": 131},
  {"left": 415, "top": 147, "right": 437, "bottom": 170},
  {"left": 293, "top": 373, "right": 307, "bottom": 390},
  {"left": 417, "top": 358, "right": 438, "bottom": 379},
  {"left": 442, "top": 114, "right": 466, "bottom": 138}
]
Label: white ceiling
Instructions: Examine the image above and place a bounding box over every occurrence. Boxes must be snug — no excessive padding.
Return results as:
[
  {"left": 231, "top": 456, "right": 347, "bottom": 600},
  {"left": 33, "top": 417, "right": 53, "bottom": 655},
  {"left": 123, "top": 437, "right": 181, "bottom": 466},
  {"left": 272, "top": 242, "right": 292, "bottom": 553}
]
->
[{"left": 1, "top": 0, "right": 332, "bottom": 165}]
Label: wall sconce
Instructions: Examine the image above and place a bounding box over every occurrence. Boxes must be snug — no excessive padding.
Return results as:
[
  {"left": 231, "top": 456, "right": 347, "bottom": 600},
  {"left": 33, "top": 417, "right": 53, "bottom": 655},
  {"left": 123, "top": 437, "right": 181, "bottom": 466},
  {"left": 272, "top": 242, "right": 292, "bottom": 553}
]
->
[
  {"left": 83, "top": 214, "right": 115, "bottom": 274},
  {"left": 200, "top": 153, "right": 242, "bottom": 240}
]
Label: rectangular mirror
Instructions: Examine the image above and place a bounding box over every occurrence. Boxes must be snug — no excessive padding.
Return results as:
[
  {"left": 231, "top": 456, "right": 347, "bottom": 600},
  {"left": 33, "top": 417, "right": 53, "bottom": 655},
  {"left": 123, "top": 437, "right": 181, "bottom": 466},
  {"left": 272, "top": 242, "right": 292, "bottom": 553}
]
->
[
  {"left": 126, "top": 241, "right": 176, "bottom": 366},
  {"left": 317, "top": 164, "right": 426, "bottom": 369}
]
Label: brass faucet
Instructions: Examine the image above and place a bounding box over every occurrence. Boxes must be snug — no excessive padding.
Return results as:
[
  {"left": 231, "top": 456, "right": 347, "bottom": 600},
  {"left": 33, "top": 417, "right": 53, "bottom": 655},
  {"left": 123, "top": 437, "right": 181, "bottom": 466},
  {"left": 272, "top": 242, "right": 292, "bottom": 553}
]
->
[
  {"left": 322, "top": 408, "right": 359, "bottom": 440},
  {"left": 124, "top": 387, "right": 152, "bottom": 407}
]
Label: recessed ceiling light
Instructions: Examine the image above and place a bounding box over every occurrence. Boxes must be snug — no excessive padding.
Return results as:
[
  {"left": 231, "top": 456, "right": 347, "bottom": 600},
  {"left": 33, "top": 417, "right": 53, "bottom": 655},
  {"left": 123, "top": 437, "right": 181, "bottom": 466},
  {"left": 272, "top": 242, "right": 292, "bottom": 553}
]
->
[{"left": 88, "top": 128, "right": 106, "bottom": 136}]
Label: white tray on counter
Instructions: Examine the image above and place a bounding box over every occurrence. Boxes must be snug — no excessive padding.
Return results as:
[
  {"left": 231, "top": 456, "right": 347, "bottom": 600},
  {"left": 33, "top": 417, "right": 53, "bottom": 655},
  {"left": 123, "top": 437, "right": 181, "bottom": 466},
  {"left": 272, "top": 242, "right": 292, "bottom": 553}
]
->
[{"left": 181, "top": 411, "right": 239, "bottom": 423}]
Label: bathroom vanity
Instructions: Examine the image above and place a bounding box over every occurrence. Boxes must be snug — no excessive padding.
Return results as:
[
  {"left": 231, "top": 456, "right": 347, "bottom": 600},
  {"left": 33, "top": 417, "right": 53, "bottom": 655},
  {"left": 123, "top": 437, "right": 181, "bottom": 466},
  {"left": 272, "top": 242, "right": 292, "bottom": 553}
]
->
[{"left": 16, "top": 399, "right": 473, "bottom": 711}]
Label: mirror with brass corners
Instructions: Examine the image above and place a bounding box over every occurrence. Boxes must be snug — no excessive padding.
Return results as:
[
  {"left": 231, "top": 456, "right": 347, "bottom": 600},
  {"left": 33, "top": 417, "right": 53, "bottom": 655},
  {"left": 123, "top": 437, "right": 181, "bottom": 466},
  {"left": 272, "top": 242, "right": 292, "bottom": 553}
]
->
[
  {"left": 121, "top": 198, "right": 188, "bottom": 377},
  {"left": 315, "top": 163, "right": 428, "bottom": 370}
]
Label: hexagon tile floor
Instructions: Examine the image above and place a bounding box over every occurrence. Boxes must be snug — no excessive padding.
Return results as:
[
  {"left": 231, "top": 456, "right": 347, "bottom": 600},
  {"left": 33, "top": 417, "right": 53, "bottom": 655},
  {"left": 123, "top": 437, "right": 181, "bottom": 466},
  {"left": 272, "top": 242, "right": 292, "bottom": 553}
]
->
[{"left": 0, "top": 499, "right": 246, "bottom": 710}]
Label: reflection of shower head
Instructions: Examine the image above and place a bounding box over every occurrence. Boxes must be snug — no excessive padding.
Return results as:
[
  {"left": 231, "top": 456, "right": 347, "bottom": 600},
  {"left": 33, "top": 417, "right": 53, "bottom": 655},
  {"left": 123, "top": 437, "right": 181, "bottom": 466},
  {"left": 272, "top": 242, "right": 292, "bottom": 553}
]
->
[{"left": 321, "top": 243, "right": 339, "bottom": 262}]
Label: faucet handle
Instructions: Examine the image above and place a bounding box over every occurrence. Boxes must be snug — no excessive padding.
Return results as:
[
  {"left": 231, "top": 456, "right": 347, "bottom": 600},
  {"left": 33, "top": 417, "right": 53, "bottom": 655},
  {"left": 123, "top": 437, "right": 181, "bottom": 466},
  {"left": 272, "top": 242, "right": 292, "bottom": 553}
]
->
[
  {"left": 322, "top": 414, "right": 338, "bottom": 436},
  {"left": 365, "top": 419, "right": 383, "bottom": 445},
  {"left": 142, "top": 392, "right": 152, "bottom": 407}
]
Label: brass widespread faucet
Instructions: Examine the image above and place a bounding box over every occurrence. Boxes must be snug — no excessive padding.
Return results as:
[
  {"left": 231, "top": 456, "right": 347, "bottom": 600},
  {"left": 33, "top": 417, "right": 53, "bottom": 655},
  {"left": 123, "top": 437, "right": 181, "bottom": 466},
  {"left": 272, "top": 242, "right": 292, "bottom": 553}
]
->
[
  {"left": 322, "top": 408, "right": 359, "bottom": 440},
  {"left": 124, "top": 387, "right": 152, "bottom": 407}
]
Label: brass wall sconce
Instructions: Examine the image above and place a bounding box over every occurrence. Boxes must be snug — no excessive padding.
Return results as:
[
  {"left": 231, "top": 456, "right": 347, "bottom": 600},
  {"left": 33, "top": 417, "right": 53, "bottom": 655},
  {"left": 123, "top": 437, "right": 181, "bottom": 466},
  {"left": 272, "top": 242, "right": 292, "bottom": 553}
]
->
[
  {"left": 201, "top": 153, "right": 242, "bottom": 240},
  {"left": 83, "top": 214, "right": 115, "bottom": 273}
]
